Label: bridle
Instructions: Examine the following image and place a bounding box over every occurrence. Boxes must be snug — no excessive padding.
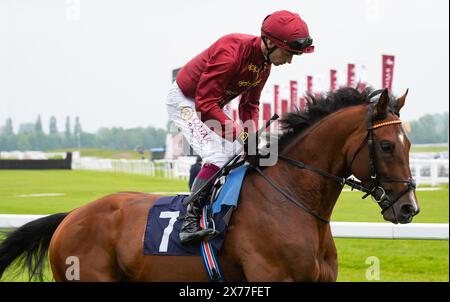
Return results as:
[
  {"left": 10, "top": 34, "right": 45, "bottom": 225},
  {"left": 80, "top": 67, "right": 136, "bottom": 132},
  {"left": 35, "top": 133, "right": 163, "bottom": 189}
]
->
[
  {"left": 354, "top": 103, "right": 416, "bottom": 215},
  {"left": 252, "top": 95, "right": 416, "bottom": 223}
]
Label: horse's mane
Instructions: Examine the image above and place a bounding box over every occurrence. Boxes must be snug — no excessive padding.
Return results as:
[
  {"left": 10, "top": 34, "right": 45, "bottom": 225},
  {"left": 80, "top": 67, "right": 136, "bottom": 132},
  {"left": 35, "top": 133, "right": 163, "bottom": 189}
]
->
[{"left": 276, "top": 86, "right": 391, "bottom": 150}]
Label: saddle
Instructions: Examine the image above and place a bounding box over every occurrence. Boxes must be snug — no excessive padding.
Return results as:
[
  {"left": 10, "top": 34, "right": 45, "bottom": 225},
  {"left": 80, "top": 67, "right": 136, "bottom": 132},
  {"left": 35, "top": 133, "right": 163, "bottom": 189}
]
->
[{"left": 143, "top": 163, "right": 249, "bottom": 256}]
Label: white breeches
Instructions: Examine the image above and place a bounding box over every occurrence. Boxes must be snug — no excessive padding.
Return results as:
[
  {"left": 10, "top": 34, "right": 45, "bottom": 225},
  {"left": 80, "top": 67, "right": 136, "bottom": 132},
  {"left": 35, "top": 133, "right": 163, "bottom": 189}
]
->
[{"left": 166, "top": 81, "right": 239, "bottom": 167}]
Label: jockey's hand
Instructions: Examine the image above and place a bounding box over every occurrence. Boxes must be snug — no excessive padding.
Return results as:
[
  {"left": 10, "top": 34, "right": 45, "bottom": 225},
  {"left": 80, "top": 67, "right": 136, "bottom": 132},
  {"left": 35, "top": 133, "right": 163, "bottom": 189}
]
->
[{"left": 237, "top": 131, "right": 262, "bottom": 166}]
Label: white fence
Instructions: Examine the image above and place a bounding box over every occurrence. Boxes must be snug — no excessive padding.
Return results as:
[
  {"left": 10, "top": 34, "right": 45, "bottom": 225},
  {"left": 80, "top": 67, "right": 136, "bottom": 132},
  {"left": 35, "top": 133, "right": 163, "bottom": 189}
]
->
[
  {"left": 71, "top": 157, "right": 449, "bottom": 185},
  {"left": 0, "top": 151, "right": 67, "bottom": 160},
  {"left": 410, "top": 159, "right": 448, "bottom": 186},
  {"left": 0, "top": 214, "right": 447, "bottom": 240},
  {"left": 72, "top": 156, "right": 197, "bottom": 180}
]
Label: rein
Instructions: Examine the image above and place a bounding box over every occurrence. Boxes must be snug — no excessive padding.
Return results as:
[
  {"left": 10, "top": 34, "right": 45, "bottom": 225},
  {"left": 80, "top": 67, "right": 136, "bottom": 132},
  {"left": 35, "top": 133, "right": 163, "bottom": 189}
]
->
[{"left": 251, "top": 102, "right": 416, "bottom": 223}]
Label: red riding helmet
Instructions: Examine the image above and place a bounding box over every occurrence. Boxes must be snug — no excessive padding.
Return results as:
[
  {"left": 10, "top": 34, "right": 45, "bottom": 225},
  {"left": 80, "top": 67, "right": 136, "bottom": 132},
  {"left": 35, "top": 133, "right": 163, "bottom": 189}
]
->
[{"left": 261, "top": 10, "right": 314, "bottom": 55}]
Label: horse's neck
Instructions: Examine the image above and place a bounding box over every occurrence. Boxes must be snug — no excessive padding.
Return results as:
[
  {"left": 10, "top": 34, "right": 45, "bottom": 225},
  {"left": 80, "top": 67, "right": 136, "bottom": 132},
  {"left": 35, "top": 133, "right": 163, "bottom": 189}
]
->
[{"left": 277, "top": 107, "right": 367, "bottom": 220}]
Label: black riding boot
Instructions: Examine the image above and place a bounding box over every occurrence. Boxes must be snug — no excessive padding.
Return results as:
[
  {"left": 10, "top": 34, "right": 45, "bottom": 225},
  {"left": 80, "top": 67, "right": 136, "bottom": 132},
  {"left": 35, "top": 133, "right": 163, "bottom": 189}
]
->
[{"left": 179, "top": 178, "right": 218, "bottom": 245}]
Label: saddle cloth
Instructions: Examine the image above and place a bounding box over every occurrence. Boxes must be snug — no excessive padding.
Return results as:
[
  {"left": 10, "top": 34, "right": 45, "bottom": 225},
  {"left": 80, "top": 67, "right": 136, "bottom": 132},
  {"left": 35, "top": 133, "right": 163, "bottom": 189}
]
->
[{"left": 143, "top": 164, "right": 249, "bottom": 256}]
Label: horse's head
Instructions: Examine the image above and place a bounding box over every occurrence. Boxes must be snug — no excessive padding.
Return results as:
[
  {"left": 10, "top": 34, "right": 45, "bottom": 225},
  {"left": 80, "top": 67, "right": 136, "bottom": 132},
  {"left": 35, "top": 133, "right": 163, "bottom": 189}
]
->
[{"left": 348, "top": 89, "right": 420, "bottom": 224}]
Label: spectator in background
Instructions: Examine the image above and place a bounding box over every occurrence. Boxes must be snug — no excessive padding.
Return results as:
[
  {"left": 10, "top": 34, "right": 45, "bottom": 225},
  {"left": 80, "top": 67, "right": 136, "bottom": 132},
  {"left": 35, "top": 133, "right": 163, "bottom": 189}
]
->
[{"left": 189, "top": 156, "right": 202, "bottom": 190}]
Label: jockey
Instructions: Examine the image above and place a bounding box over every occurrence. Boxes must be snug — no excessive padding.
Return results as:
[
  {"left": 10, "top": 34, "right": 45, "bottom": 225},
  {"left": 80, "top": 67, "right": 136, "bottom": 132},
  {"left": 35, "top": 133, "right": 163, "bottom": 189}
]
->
[{"left": 166, "top": 10, "right": 315, "bottom": 245}]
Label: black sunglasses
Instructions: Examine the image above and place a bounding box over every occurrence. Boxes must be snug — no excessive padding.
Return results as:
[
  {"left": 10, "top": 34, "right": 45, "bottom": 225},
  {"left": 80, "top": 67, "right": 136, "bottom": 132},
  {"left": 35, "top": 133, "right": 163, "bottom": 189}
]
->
[
  {"left": 262, "top": 30, "right": 314, "bottom": 52},
  {"left": 286, "top": 37, "right": 313, "bottom": 51}
]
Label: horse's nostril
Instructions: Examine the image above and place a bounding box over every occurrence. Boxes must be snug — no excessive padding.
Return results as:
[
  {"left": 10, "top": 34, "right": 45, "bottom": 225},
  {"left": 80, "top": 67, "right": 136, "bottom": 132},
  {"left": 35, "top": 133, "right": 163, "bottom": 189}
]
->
[{"left": 401, "top": 204, "right": 415, "bottom": 215}]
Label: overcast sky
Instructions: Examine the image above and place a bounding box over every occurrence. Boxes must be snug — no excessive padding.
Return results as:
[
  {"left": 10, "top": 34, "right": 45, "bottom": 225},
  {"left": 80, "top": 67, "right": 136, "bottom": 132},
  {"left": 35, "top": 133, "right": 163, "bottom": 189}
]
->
[{"left": 0, "top": 0, "right": 448, "bottom": 133}]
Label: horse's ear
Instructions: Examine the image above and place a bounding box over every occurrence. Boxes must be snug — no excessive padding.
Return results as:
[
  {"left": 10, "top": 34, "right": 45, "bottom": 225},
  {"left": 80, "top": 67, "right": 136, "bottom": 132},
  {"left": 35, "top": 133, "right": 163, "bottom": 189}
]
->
[
  {"left": 395, "top": 89, "right": 408, "bottom": 113},
  {"left": 374, "top": 89, "right": 390, "bottom": 116}
]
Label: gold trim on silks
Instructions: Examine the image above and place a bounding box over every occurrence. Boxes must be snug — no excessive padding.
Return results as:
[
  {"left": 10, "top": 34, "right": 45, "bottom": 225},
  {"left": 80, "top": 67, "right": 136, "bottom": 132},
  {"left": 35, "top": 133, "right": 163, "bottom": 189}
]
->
[
  {"left": 248, "top": 64, "right": 262, "bottom": 73},
  {"left": 238, "top": 79, "right": 262, "bottom": 88},
  {"left": 238, "top": 131, "right": 249, "bottom": 143},
  {"left": 371, "top": 119, "right": 402, "bottom": 129},
  {"left": 237, "top": 64, "right": 265, "bottom": 88},
  {"left": 180, "top": 106, "right": 194, "bottom": 121}
]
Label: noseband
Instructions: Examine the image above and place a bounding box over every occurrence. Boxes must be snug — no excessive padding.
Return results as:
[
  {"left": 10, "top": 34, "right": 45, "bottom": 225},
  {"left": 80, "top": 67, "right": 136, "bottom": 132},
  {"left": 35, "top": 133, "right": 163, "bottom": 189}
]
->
[{"left": 252, "top": 97, "right": 416, "bottom": 223}]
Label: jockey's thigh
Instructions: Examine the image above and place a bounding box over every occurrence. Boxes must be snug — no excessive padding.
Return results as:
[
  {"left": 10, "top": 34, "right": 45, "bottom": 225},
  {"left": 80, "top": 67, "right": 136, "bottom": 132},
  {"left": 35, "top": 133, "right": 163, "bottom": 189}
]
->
[{"left": 166, "top": 82, "right": 236, "bottom": 167}]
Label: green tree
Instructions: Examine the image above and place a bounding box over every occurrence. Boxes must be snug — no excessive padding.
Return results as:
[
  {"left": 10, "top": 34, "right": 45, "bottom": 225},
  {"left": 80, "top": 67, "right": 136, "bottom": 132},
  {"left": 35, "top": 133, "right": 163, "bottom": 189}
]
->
[
  {"left": 4, "top": 118, "right": 13, "bottom": 135},
  {"left": 74, "top": 116, "right": 82, "bottom": 136},
  {"left": 408, "top": 113, "right": 448, "bottom": 144},
  {"left": 35, "top": 115, "right": 43, "bottom": 133},
  {"left": 49, "top": 116, "right": 58, "bottom": 135},
  {"left": 19, "top": 122, "right": 34, "bottom": 134},
  {"left": 65, "top": 116, "right": 72, "bottom": 147},
  {"left": 17, "top": 133, "right": 31, "bottom": 150},
  {"left": 47, "top": 116, "right": 60, "bottom": 150},
  {"left": 74, "top": 116, "right": 82, "bottom": 149}
]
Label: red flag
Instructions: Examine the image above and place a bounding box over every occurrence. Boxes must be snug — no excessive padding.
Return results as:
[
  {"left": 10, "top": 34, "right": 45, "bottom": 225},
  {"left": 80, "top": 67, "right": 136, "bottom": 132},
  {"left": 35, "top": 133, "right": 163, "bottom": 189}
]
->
[
  {"left": 299, "top": 97, "right": 306, "bottom": 110},
  {"left": 290, "top": 81, "right": 298, "bottom": 111},
  {"left": 358, "top": 82, "right": 367, "bottom": 91},
  {"left": 274, "top": 85, "right": 279, "bottom": 113},
  {"left": 307, "top": 76, "right": 313, "bottom": 93},
  {"left": 281, "top": 99, "right": 288, "bottom": 115},
  {"left": 382, "top": 55, "right": 395, "bottom": 91},
  {"left": 330, "top": 69, "right": 337, "bottom": 92},
  {"left": 404, "top": 121, "right": 412, "bottom": 133},
  {"left": 347, "top": 63, "right": 355, "bottom": 87},
  {"left": 357, "top": 64, "right": 368, "bottom": 92},
  {"left": 262, "top": 103, "right": 271, "bottom": 122}
]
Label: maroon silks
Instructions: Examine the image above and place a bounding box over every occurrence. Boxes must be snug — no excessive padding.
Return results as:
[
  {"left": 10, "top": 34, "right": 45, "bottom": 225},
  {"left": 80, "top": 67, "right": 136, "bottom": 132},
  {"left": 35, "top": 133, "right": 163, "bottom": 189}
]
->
[{"left": 176, "top": 34, "right": 271, "bottom": 139}]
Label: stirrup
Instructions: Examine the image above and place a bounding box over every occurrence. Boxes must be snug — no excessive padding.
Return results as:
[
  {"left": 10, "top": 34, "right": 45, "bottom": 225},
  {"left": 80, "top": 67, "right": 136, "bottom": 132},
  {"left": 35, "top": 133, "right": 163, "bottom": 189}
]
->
[
  {"left": 202, "top": 229, "right": 220, "bottom": 242},
  {"left": 200, "top": 208, "right": 220, "bottom": 242},
  {"left": 179, "top": 228, "right": 217, "bottom": 245}
]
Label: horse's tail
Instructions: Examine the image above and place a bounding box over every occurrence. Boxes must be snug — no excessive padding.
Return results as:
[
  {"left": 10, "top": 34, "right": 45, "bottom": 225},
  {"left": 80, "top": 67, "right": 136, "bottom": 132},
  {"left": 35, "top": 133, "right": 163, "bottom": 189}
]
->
[{"left": 0, "top": 213, "right": 68, "bottom": 281}]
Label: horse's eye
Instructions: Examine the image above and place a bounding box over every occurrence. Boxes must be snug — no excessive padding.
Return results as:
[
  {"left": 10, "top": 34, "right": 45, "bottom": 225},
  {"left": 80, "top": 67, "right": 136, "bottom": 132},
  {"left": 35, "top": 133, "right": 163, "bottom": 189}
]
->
[{"left": 380, "top": 141, "right": 395, "bottom": 153}]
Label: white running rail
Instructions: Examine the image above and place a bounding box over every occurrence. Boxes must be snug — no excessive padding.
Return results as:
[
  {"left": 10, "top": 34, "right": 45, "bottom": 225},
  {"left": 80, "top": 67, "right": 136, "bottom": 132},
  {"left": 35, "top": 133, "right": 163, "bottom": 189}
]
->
[{"left": 0, "top": 214, "right": 447, "bottom": 240}]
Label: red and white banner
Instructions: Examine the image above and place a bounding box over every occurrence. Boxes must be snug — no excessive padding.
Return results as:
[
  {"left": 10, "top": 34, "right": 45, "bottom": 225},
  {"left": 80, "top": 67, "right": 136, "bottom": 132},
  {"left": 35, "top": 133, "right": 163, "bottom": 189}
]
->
[
  {"left": 382, "top": 55, "right": 395, "bottom": 91},
  {"left": 358, "top": 82, "right": 367, "bottom": 91},
  {"left": 262, "top": 103, "right": 271, "bottom": 122},
  {"left": 274, "top": 85, "right": 279, "bottom": 113},
  {"left": 330, "top": 69, "right": 337, "bottom": 92},
  {"left": 281, "top": 100, "right": 288, "bottom": 115},
  {"left": 299, "top": 97, "right": 306, "bottom": 110},
  {"left": 347, "top": 63, "right": 355, "bottom": 87},
  {"left": 290, "top": 80, "right": 298, "bottom": 111},
  {"left": 307, "top": 76, "right": 313, "bottom": 93}
]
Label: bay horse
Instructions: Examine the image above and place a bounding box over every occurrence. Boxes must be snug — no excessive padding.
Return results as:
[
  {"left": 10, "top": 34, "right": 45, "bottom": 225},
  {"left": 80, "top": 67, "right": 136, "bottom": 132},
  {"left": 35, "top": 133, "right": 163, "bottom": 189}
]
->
[{"left": 0, "top": 87, "right": 419, "bottom": 282}]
